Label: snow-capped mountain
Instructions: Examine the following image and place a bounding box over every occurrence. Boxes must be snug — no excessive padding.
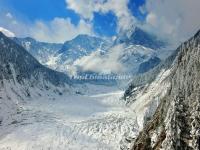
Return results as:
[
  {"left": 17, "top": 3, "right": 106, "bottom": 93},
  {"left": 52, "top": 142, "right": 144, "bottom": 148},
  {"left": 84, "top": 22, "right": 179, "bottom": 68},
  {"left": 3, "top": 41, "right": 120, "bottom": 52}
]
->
[
  {"left": 114, "top": 26, "right": 166, "bottom": 50},
  {"left": 70, "top": 43, "right": 158, "bottom": 79},
  {"left": 12, "top": 28, "right": 170, "bottom": 79},
  {"left": 0, "top": 31, "right": 139, "bottom": 150},
  {"left": 124, "top": 29, "right": 200, "bottom": 149},
  {"left": 0, "top": 31, "right": 72, "bottom": 127},
  {"left": 118, "top": 44, "right": 158, "bottom": 74},
  {"left": 14, "top": 34, "right": 111, "bottom": 76},
  {"left": 51, "top": 34, "right": 111, "bottom": 74},
  {"left": 69, "top": 40, "right": 163, "bottom": 83},
  {"left": 113, "top": 26, "right": 174, "bottom": 72},
  {"left": 12, "top": 27, "right": 171, "bottom": 83},
  {"left": 73, "top": 31, "right": 164, "bottom": 74},
  {"left": 13, "top": 37, "right": 62, "bottom": 65},
  {"left": 101, "top": 26, "right": 174, "bottom": 76},
  {"left": 1, "top": 34, "right": 71, "bottom": 87},
  {"left": 59, "top": 34, "right": 110, "bottom": 61}
]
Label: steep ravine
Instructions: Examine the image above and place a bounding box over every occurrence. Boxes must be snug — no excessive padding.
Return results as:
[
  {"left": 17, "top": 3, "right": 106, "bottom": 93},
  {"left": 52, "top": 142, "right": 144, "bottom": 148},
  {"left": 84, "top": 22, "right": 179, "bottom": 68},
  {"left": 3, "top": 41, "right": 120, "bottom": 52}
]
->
[{"left": 132, "top": 30, "right": 200, "bottom": 150}]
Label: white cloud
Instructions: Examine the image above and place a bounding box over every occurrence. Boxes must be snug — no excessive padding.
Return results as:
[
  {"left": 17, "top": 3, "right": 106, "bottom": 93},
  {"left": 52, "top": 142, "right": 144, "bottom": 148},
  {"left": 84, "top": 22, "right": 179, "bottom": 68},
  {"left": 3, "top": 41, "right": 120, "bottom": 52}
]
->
[
  {"left": 67, "top": 0, "right": 95, "bottom": 20},
  {"left": 143, "top": 0, "right": 200, "bottom": 43},
  {"left": 146, "top": 13, "right": 157, "bottom": 27},
  {"left": 66, "top": 0, "right": 135, "bottom": 32},
  {"left": 1, "top": 0, "right": 199, "bottom": 44},
  {"left": 0, "top": 0, "right": 135, "bottom": 42},
  {"left": 74, "top": 44, "right": 125, "bottom": 74},
  {"left": 0, "top": 11, "right": 94, "bottom": 43},
  {"left": 30, "top": 18, "right": 94, "bottom": 43}
]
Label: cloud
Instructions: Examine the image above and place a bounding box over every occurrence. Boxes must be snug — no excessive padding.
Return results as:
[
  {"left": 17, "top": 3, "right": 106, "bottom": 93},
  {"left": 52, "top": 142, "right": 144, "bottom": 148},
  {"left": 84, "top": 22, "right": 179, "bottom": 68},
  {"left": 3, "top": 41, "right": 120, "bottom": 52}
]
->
[
  {"left": 66, "top": 0, "right": 136, "bottom": 32},
  {"left": 30, "top": 18, "right": 94, "bottom": 43},
  {"left": 142, "top": 0, "right": 200, "bottom": 43},
  {"left": 74, "top": 44, "right": 125, "bottom": 74},
  {"left": 1, "top": 1, "right": 135, "bottom": 42},
  {"left": 0, "top": 12, "right": 93, "bottom": 43},
  {"left": 1, "top": 0, "right": 199, "bottom": 44},
  {"left": 67, "top": 0, "right": 95, "bottom": 20},
  {"left": 146, "top": 13, "right": 157, "bottom": 27}
]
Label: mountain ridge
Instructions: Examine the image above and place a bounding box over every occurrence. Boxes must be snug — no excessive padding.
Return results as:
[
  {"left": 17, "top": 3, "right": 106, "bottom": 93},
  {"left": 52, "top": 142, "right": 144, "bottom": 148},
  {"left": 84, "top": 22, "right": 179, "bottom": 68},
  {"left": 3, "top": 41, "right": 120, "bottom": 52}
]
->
[
  {"left": 0, "top": 31, "right": 71, "bottom": 87},
  {"left": 13, "top": 36, "right": 63, "bottom": 65},
  {"left": 0, "top": 31, "right": 73, "bottom": 128},
  {"left": 114, "top": 26, "right": 167, "bottom": 49},
  {"left": 132, "top": 29, "right": 200, "bottom": 150}
]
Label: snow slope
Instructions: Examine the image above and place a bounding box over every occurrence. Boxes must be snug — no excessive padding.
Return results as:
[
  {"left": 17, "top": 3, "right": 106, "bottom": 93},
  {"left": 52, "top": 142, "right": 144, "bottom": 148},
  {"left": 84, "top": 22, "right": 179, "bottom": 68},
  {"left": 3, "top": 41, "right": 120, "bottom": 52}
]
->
[
  {"left": 13, "top": 37, "right": 62, "bottom": 66},
  {"left": 0, "top": 65, "right": 172, "bottom": 150},
  {"left": 129, "top": 69, "right": 171, "bottom": 130}
]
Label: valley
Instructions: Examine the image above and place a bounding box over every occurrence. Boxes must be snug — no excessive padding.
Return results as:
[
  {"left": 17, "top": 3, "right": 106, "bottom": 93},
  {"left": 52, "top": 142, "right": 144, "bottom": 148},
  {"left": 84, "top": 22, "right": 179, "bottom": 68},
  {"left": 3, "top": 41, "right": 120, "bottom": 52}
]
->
[
  {"left": 0, "top": 2, "right": 199, "bottom": 148},
  {"left": 0, "top": 84, "right": 138, "bottom": 150}
]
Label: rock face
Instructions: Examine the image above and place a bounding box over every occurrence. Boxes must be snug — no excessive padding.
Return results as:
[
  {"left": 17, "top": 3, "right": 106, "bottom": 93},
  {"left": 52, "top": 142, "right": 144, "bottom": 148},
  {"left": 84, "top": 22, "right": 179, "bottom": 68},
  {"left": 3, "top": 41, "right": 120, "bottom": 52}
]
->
[{"left": 132, "top": 30, "right": 200, "bottom": 150}]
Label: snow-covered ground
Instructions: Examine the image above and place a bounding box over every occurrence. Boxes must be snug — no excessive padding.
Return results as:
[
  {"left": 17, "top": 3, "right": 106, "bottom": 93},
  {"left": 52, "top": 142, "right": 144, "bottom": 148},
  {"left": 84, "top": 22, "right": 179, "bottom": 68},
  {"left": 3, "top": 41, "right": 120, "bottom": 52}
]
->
[
  {"left": 0, "top": 67, "right": 171, "bottom": 150},
  {"left": 0, "top": 84, "right": 138, "bottom": 150},
  {"left": 129, "top": 69, "right": 171, "bottom": 129}
]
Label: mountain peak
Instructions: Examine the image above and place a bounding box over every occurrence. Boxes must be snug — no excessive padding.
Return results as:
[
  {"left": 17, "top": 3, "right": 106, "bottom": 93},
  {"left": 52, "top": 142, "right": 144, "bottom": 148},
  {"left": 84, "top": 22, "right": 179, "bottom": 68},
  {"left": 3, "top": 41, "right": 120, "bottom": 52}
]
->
[
  {"left": 129, "top": 27, "right": 166, "bottom": 49},
  {"left": 0, "top": 31, "right": 70, "bottom": 86},
  {"left": 132, "top": 26, "right": 143, "bottom": 33},
  {"left": 132, "top": 26, "right": 148, "bottom": 36},
  {"left": 114, "top": 26, "right": 166, "bottom": 49},
  {"left": 72, "top": 34, "right": 102, "bottom": 42},
  {"left": 59, "top": 34, "right": 109, "bottom": 56},
  {"left": 75, "top": 34, "right": 92, "bottom": 38}
]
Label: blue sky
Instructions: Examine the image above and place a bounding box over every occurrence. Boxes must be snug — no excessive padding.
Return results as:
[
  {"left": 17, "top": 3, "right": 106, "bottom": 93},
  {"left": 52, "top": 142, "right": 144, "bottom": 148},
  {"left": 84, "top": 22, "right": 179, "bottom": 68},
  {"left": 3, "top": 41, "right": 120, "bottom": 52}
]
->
[
  {"left": 2, "top": 0, "right": 145, "bottom": 22},
  {"left": 1, "top": 0, "right": 80, "bottom": 24},
  {"left": 0, "top": 0, "right": 146, "bottom": 40},
  {"left": 0, "top": 0, "right": 199, "bottom": 43}
]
